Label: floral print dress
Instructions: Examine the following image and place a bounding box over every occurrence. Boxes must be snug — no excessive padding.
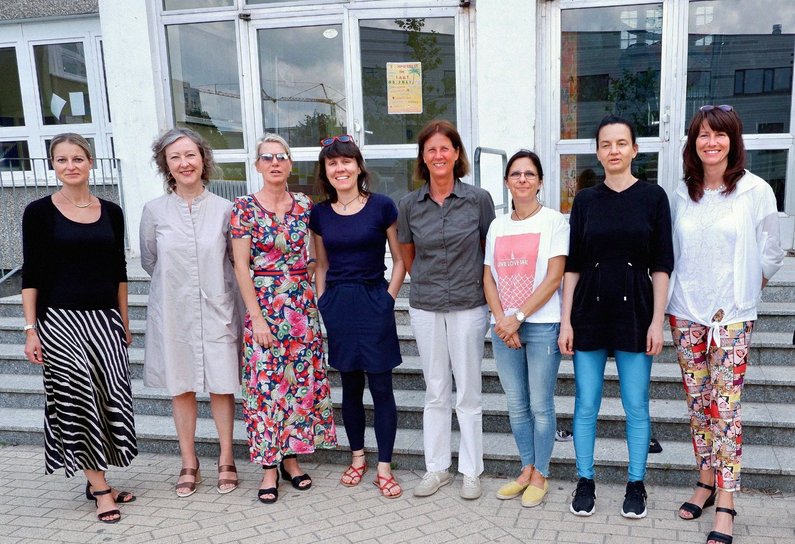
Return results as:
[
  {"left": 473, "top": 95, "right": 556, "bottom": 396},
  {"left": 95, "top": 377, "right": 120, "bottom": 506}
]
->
[{"left": 230, "top": 192, "right": 336, "bottom": 465}]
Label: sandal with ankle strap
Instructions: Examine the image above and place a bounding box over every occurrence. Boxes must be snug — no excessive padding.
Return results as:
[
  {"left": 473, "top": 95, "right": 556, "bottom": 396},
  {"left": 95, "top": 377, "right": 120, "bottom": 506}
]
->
[
  {"left": 258, "top": 466, "right": 279, "bottom": 504},
  {"left": 176, "top": 457, "right": 202, "bottom": 498},
  {"left": 85, "top": 481, "right": 136, "bottom": 504},
  {"left": 340, "top": 454, "right": 367, "bottom": 487},
  {"left": 679, "top": 481, "right": 716, "bottom": 520},
  {"left": 374, "top": 473, "right": 402, "bottom": 499},
  {"left": 91, "top": 488, "right": 121, "bottom": 524},
  {"left": 216, "top": 463, "right": 238, "bottom": 494},
  {"left": 706, "top": 507, "right": 737, "bottom": 544}
]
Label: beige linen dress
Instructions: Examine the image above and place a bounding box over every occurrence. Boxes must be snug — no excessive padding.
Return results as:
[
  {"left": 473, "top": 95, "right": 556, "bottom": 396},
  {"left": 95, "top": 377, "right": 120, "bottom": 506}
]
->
[{"left": 140, "top": 190, "right": 241, "bottom": 395}]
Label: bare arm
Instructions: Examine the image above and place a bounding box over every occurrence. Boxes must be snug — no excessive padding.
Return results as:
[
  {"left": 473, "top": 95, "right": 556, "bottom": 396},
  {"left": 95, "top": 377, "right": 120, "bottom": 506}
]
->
[
  {"left": 22, "top": 288, "right": 42, "bottom": 364},
  {"left": 386, "top": 223, "right": 406, "bottom": 299},
  {"left": 558, "top": 271, "right": 580, "bottom": 356},
  {"left": 311, "top": 231, "right": 329, "bottom": 298},
  {"left": 400, "top": 242, "right": 416, "bottom": 276},
  {"left": 117, "top": 282, "right": 132, "bottom": 346},
  {"left": 231, "top": 237, "right": 273, "bottom": 348},
  {"left": 646, "top": 271, "right": 669, "bottom": 356},
  {"left": 484, "top": 265, "right": 520, "bottom": 349}
]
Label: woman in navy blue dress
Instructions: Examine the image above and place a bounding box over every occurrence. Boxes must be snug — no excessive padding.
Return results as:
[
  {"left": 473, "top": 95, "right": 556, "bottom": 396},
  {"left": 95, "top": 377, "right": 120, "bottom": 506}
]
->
[{"left": 309, "top": 135, "right": 406, "bottom": 498}]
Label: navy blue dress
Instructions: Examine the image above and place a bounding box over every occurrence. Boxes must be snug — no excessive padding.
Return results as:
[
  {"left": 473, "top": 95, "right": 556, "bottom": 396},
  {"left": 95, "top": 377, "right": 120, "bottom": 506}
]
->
[{"left": 309, "top": 193, "right": 402, "bottom": 373}]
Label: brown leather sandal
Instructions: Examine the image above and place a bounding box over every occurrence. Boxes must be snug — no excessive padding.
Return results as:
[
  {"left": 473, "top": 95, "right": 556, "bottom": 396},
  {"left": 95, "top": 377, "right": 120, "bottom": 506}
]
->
[
  {"left": 217, "top": 463, "right": 239, "bottom": 494},
  {"left": 176, "top": 458, "right": 202, "bottom": 498}
]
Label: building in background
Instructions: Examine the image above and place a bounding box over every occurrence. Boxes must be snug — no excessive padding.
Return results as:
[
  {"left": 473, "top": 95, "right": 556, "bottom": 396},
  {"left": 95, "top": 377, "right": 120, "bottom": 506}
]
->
[{"left": 1, "top": 0, "right": 793, "bottom": 263}]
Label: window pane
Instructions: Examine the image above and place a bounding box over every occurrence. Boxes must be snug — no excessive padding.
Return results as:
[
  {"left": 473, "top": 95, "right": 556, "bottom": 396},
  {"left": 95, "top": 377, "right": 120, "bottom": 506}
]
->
[
  {"left": 0, "top": 141, "right": 30, "bottom": 171},
  {"left": 166, "top": 22, "right": 243, "bottom": 150},
  {"left": 34, "top": 42, "right": 92, "bottom": 125},
  {"left": 367, "top": 158, "right": 417, "bottom": 203},
  {"left": 747, "top": 149, "right": 787, "bottom": 212},
  {"left": 687, "top": 0, "right": 793, "bottom": 133},
  {"left": 208, "top": 162, "right": 247, "bottom": 201},
  {"left": 285, "top": 161, "right": 321, "bottom": 202},
  {"left": 257, "top": 25, "right": 346, "bottom": 148},
  {"left": 559, "top": 152, "right": 658, "bottom": 213},
  {"left": 360, "top": 18, "right": 457, "bottom": 145},
  {"left": 163, "top": 0, "right": 233, "bottom": 10},
  {"left": 0, "top": 48, "right": 25, "bottom": 127},
  {"left": 561, "top": 4, "right": 663, "bottom": 139}
]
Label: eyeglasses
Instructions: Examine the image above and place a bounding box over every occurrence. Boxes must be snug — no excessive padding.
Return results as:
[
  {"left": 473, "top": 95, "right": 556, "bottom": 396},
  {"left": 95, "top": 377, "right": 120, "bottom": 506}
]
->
[
  {"left": 258, "top": 153, "right": 290, "bottom": 162},
  {"left": 699, "top": 105, "right": 733, "bottom": 113},
  {"left": 508, "top": 171, "right": 538, "bottom": 181},
  {"left": 320, "top": 134, "right": 354, "bottom": 147}
]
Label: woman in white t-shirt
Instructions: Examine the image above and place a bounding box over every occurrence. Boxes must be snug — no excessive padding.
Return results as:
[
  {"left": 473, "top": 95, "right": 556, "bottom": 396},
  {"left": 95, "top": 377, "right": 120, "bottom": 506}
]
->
[
  {"left": 483, "top": 150, "right": 570, "bottom": 507},
  {"left": 668, "top": 106, "right": 784, "bottom": 544}
]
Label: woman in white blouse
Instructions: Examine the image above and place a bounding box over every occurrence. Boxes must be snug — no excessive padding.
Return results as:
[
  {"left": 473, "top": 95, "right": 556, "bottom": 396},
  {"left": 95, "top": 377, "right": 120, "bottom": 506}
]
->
[
  {"left": 667, "top": 106, "right": 784, "bottom": 544},
  {"left": 140, "top": 128, "right": 242, "bottom": 498}
]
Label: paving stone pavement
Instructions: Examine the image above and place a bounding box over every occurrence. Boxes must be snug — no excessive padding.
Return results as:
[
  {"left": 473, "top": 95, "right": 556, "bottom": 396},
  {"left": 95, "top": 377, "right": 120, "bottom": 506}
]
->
[{"left": 1, "top": 445, "right": 794, "bottom": 543}]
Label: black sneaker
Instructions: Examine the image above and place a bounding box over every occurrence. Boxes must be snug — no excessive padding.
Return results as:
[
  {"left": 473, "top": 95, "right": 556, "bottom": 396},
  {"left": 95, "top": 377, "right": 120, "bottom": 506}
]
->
[
  {"left": 649, "top": 438, "right": 663, "bottom": 454},
  {"left": 555, "top": 429, "right": 573, "bottom": 442},
  {"left": 621, "top": 480, "right": 648, "bottom": 519},
  {"left": 570, "top": 477, "right": 596, "bottom": 516}
]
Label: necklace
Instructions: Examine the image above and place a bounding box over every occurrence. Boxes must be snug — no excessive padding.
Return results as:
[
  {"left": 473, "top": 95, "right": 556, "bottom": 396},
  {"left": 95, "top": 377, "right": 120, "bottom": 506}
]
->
[
  {"left": 513, "top": 203, "right": 542, "bottom": 221},
  {"left": 337, "top": 194, "right": 361, "bottom": 211},
  {"left": 59, "top": 191, "right": 92, "bottom": 208}
]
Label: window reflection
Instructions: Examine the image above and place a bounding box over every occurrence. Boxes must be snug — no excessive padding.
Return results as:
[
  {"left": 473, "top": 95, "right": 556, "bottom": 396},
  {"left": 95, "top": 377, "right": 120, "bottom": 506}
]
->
[
  {"left": 561, "top": 4, "right": 663, "bottom": 139},
  {"left": 560, "top": 152, "right": 658, "bottom": 213},
  {"left": 166, "top": 22, "right": 243, "bottom": 150},
  {"left": 360, "top": 18, "right": 456, "bottom": 145},
  {"left": 34, "top": 42, "right": 92, "bottom": 125},
  {"left": 0, "top": 48, "right": 24, "bottom": 127},
  {"left": 208, "top": 162, "right": 247, "bottom": 201},
  {"left": 257, "top": 25, "right": 346, "bottom": 148},
  {"left": 367, "top": 158, "right": 417, "bottom": 203},
  {"left": 0, "top": 141, "right": 30, "bottom": 170},
  {"left": 687, "top": 0, "right": 793, "bottom": 133},
  {"left": 747, "top": 149, "right": 787, "bottom": 211},
  {"left": 163, "top": 0, "right": 233, "bottom": 10}
]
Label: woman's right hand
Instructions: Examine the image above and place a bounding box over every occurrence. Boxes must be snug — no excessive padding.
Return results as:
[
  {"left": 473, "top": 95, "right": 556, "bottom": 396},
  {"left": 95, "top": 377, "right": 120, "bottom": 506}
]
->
[
  {"left": 558, "top": 323, "right": 574, "bottom": 356},
  {"left": 24, "top": 331, "right": 43, "bottom": 364},
  {"left": 251, "top": 314, "right": 273, "bottom": 349}
]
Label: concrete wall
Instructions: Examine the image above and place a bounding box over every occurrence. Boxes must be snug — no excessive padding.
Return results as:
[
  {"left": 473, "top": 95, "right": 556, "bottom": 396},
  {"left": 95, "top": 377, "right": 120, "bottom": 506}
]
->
[{"left": 0, "top": 0, "right": 98, "bottom": 21}]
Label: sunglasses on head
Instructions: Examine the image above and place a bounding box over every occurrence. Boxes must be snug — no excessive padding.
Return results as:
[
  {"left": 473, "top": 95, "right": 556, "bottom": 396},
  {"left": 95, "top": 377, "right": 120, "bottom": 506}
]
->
[
  {"left": 258, "top": 152, "right": 290, "bottom": 162},
  {"left": 320, "top": 134, "right": 354, "bottom": 147},
  {"left": 699, "top": 104, "right": 733, "bottom": 113}
]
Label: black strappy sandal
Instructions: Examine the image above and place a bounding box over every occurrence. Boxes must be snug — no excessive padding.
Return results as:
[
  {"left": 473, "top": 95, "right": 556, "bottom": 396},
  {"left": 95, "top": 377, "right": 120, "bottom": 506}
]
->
[
  {"left": 91, "top": 488, "right": 121, "bottom": 524},
  {"left": 257, "top": 466, "right": 280, "bottom": 504},
  {"left": 678, "top": 481, "right": 716, "bottom": 520},
  {"left": 279, "top": 455, "right": 312, "bottom": 490},
  {"left": 85, "top": 481, "right": 136, "bottom": 504},
  {"left": 706, "top": 507, "right": 737, "bottom": 544}
]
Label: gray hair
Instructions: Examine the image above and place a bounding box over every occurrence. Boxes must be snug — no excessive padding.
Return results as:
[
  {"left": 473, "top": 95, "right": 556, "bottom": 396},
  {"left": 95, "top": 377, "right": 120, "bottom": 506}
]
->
[
  {"left": 254, "top": 133, "right": 291, "bottom": 162},
  {"left": 49, "top": 133, "right": 93, "bottom": 160},
  {"left": 151, "top": 127, "right": 217, "bottom": 192}
]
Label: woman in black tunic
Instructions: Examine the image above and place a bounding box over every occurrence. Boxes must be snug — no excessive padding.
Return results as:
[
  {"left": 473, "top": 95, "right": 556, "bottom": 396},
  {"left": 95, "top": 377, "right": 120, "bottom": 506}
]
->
[
  {"left": 22, "top": 133, "right": 137, "bottom": 523},
  {"left": 558, "top": 116, "right": 673, "bottom": 520}
]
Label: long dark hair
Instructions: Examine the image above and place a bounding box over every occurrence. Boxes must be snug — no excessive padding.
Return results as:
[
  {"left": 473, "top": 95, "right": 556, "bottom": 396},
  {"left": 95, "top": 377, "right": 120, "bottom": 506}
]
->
[
  {"left": 317, "top": 139, "right": 371, "bottom": 203},
  {"left": 683, "top": 107, "right": 745, "bottom": 202},
  {"left": 413, "top": 119, "right": 470, "bottom": 183}
]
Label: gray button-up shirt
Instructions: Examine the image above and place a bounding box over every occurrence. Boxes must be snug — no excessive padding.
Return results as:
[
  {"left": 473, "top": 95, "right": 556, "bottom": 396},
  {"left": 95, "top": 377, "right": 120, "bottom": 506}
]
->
[{"left": 397, "top": 179, "right": 496, "bottom": 312}]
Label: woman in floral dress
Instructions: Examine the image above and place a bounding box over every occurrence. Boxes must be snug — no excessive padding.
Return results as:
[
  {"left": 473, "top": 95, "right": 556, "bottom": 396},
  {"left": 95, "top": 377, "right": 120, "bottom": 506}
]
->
[{"left": 230, "top": 133, "right": 336, "bottom": 504}]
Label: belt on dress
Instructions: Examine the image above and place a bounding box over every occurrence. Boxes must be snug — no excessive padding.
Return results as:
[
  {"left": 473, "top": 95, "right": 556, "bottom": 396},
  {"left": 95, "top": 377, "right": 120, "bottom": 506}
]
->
[{"left": 253, "top": 267, "right": 308, "bottom": 277}]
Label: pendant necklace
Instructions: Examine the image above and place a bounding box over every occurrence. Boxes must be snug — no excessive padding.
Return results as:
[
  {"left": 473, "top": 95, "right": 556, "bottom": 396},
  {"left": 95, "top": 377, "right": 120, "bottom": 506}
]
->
[
  {"left": 513, "top": 203, "right": 542, "bottom": 221},
  {"left": 338, "top": 194, "right": 361, "bottom": 211},
  {"left": 59, "top": 191, "right": 92, "bottom": 208}
]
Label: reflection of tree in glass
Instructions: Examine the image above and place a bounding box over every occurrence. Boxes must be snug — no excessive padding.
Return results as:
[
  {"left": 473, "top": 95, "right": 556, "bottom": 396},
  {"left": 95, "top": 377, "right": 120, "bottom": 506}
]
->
[
  {"left": 290, "top": 111, "right": 345, "bottom": 146},
  {"left": 606, "top": 68, "right": 659, "bottom": 137}
]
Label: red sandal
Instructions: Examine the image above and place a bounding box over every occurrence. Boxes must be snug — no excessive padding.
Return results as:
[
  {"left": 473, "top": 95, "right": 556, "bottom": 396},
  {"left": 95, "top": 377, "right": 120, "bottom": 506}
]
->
[
  {"left": 340, "top": 455, "right": 368, "bottom": 487},
  {"left": 374, "top": 473, "right": 403, "bottom": 499}
]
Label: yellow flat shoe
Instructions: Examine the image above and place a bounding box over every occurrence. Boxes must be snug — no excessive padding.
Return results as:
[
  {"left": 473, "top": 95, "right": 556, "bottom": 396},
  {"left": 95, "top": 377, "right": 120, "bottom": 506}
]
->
[
  {"left": 521, "top": 479, "right": 549, "bottom": 508},
  {"left": 496, "top": 480, "right": 529, "bottom": 500}
]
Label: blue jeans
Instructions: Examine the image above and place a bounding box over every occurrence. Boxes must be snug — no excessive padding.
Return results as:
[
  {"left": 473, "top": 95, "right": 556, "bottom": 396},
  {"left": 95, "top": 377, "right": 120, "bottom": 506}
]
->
[
  {"left": 491, "top": 322, "right": 561, "bottom": 477},
  {"left": 573, "top": 349, "right": 652, "bottom": 482}
]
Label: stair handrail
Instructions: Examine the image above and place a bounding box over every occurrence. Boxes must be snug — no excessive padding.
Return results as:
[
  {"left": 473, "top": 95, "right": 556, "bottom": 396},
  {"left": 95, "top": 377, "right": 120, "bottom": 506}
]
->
[{"left": 473, "top": 146, "right": 509, "bottom": 215}]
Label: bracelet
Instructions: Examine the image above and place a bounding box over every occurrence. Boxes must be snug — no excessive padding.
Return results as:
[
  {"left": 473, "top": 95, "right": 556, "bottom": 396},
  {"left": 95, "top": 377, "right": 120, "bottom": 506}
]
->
[{"left": 23, "top": 323, "right": 37, "bottom": 332}]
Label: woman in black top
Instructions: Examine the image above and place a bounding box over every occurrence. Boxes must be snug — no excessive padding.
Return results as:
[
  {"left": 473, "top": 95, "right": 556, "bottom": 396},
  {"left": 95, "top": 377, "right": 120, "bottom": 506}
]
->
[
  {"left": 22, "top": 133, "right": 137, "bottom": 524},
  {"left": 559, "top": 116, "right": 673, "bottom": 520}
]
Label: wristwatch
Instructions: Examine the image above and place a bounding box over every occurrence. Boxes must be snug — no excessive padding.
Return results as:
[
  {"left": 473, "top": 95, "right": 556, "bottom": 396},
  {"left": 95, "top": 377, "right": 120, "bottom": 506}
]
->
[
  {"left": 23, "top": 323, "right": 37, "bottom": 332},
  {"left": 514, "top": 311, "right": 526, "bottom": 323}
]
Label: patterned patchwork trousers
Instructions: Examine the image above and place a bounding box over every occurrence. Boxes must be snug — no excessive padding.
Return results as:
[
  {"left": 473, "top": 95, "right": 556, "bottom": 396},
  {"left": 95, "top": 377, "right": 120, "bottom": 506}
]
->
[{"left": 669, "top": 316, "right": 754, "bottom": 491}]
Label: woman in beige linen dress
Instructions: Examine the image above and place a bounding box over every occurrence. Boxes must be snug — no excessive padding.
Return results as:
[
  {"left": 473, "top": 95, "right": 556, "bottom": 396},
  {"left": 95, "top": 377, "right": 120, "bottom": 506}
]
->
[{"left": 140, "top": 128, "right": 242, "bottom": 497}]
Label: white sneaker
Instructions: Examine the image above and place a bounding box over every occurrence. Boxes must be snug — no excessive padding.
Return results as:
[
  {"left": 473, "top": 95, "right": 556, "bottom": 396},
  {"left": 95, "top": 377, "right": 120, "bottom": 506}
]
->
[
  {"left": 460, "top": 475, "right": 482, "bottom": 500},
  {"left": 413, "top": 471, "right": 452, "bottom": 497}
]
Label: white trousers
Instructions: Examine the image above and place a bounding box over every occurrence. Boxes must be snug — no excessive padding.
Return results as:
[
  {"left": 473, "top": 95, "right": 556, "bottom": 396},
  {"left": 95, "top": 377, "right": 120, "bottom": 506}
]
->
[{"left": 409, "top": 305, "right": 489, "bottom": 477}]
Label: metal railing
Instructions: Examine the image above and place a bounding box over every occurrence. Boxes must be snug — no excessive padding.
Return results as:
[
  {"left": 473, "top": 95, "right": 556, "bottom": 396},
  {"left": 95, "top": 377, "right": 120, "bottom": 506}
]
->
[
  {"left": 0, "top": 157, "right": 123, "bottom": 275},
  {"left": 473, "top": 146, "right": 509, "bottom": 215}
]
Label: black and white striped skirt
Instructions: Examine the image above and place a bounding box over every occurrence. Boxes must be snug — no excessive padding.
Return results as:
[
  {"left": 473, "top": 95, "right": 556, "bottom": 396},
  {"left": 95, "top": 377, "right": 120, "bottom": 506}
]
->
[{"left": 38, "top": 307, "right": 137, "bottom": 477}]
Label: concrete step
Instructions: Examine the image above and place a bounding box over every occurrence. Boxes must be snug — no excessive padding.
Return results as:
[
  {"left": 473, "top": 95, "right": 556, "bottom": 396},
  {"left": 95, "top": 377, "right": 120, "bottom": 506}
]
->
[
  {"left": 3, "top": 372, "right": 794, "bottom": 446},
  {"left": 1, "top": 407, "right": 792, "bottom": 491}
]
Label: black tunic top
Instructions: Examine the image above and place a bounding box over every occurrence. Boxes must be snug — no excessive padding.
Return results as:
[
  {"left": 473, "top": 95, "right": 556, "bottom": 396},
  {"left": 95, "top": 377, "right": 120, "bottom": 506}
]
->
[
  {"left": 22, "top": 196, "right": 127, "bottom": 317},
  {"left": 565, "top": 181, "right": 673, "bottom": 352}
]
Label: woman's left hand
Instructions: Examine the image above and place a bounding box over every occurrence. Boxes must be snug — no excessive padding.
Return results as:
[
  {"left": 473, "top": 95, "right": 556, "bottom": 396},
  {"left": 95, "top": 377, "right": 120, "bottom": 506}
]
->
[
  {"left": 124, "top": 328, "right": 133, "bottom": 347},
  {"left": 646, "top": 322, "right": 663, "bottom": 355},
  {"left": 494, "top": 314, "right": 520, "bottom": 339}
]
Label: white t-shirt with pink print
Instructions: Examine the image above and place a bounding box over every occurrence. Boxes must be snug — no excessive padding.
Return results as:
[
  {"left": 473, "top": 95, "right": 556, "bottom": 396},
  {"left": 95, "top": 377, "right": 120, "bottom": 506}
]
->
[{"left": 484, "top": 206, "right": 570, "bottom": 324}]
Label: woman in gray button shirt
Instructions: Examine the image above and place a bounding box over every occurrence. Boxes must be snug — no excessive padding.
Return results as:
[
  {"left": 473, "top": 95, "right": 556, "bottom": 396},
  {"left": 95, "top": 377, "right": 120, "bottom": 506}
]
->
[{"left": 397, "top": 120, "right": 495, "bottom": 500}]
